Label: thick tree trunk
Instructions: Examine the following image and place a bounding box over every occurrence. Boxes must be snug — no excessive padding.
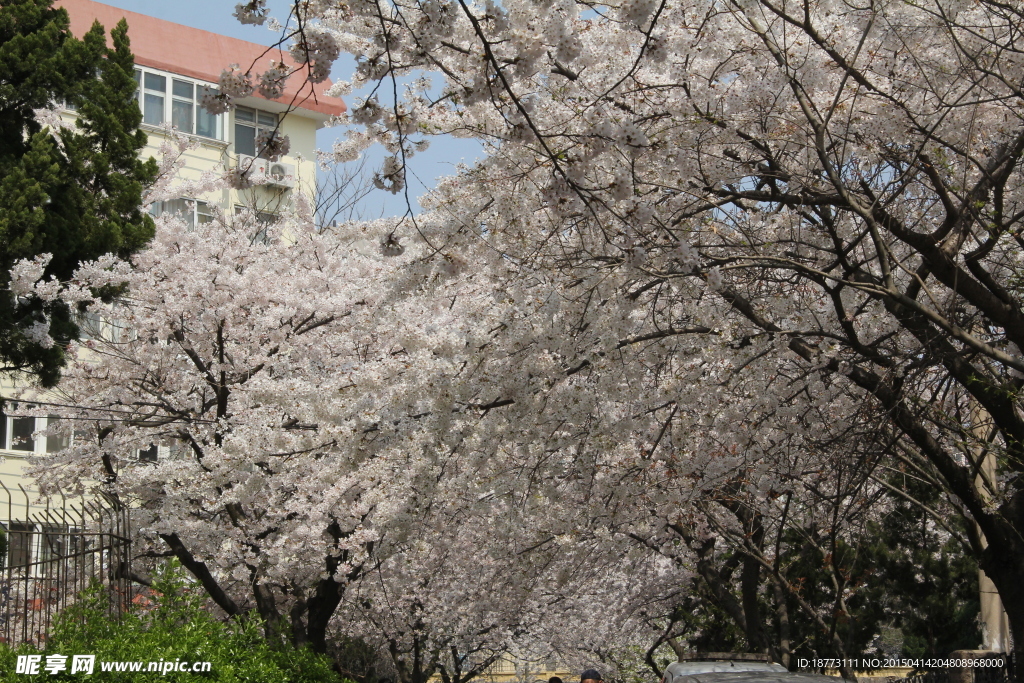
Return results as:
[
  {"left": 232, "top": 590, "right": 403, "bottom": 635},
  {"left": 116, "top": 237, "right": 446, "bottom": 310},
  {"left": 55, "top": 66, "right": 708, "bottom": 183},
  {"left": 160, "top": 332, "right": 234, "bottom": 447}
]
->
[
  {"left": 978, "top": 540, "right": 1024, "bottom": 660},
  {"left": 969, "top": 478, "right": 1024, "bottom": 660},
  {"left": 305, "top": 580, "right": 345, "bottom": 653},
  {"left": 772, "top": 577, "right": 792, "bottom": 669},
  {"left": 740, "top": 555, "right": 766, "bottom": 653}
]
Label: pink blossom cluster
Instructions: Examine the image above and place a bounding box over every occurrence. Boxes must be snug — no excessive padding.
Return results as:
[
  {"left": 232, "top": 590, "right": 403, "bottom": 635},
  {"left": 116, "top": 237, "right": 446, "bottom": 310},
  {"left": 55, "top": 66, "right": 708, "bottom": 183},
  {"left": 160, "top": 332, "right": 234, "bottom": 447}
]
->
[
  {"left": 233, "top": 0, "right": 268, "bottom": 25},
  {"left": 290, "top": 29, "right": 340, "bottom": 83},
  {"left": 257, "top": 60, "right": 291, "bottom": 99}
]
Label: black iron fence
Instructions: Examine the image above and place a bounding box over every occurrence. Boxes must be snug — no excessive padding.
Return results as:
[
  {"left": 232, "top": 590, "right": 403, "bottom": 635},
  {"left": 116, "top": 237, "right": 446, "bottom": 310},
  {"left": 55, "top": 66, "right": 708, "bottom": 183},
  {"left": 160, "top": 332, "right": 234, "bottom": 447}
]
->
[{"left": 0, "top": 483, "right": 132, "bottom": 647}]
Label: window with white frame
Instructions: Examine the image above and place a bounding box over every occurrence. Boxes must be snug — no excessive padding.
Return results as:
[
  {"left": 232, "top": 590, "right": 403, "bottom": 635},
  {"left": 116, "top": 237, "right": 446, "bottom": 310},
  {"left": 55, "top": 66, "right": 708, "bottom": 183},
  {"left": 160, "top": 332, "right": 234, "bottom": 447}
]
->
[
  {"left": 134, "top": 67, "right": 223, "bottom": 140},
  {"left": 40, "top": 523, "right": 78, "bottom": 562},
  {"left": 150, "top": 198, "right": 215, "bottom": 229},
  {"left": 0, "top": 406, "right": 69, "bottom": 454},
  {"left": 75, "top": 306, "right": 124, "bottom": 343},
  {"left": 76, "top": 308, "right": 103, "bottom": 341},
  {"left": 4, "top": 522, "right": 80, "bottom": 570},
  {"left": 136, "top": 442, "right": 178, "bottom": 463},
  {"left": 137, "top": 444, "right": 159, "bottom": 462},
  {"left": 234, "top": 106, "right": 278, "bottom": 158}
]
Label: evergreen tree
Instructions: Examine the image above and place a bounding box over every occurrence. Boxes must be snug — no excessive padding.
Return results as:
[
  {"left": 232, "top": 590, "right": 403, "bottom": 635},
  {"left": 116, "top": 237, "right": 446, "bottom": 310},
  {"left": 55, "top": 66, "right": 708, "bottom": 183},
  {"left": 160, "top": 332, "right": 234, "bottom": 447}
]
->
[
  {"left": 0, "top": 0, "right": 156, "bottom": 387},
  {"left": 861, "top": 477, "right": 981, "bottom": 657}
]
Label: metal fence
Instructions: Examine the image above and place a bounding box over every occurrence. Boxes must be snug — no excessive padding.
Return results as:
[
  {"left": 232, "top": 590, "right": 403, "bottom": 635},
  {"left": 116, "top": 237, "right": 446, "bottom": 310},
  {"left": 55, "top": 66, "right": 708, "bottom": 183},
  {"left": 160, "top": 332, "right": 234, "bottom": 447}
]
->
[{"left": 0, "top": 483, "right": 132, "bottom": 647}]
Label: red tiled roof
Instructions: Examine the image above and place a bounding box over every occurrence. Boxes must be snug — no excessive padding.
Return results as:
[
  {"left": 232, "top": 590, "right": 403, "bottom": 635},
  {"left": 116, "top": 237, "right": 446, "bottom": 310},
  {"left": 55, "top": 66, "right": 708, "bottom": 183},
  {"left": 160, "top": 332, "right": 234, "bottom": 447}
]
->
[{"left": 57, "top": 0, "right": 346, "bottom": 117}]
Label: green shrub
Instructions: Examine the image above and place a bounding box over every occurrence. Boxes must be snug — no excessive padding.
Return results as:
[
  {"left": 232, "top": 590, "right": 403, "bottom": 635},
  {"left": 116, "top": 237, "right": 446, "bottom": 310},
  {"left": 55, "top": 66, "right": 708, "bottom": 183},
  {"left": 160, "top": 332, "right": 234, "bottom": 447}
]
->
[{"left": 0, "top": 562, "right": 344, "bottom": 682}]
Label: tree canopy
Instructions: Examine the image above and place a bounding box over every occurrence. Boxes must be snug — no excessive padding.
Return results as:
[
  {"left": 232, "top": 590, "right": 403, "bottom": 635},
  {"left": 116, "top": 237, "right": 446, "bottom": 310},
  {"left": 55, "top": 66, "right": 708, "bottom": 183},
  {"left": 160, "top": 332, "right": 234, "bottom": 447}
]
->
[{"left": 274, "top": 0, "right": 1024, "bottom": 661}]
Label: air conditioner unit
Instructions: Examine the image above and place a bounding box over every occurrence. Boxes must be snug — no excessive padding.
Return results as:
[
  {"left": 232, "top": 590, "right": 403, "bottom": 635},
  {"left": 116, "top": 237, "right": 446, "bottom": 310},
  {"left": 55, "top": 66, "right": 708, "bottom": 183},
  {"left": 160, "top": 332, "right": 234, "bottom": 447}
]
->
[
  {"left": 237, "top": 154, "right": 268, "bottom": 175},
  {"left": 267, "top": 161, "right": 296, "bottom": 188}
]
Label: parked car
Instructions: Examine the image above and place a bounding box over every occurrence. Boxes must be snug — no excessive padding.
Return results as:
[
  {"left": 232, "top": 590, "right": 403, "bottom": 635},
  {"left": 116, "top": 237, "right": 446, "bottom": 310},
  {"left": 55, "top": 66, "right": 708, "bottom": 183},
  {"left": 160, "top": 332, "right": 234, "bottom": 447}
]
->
[{"left": 662, "top": 654, "right": 837, "bottom": 683}]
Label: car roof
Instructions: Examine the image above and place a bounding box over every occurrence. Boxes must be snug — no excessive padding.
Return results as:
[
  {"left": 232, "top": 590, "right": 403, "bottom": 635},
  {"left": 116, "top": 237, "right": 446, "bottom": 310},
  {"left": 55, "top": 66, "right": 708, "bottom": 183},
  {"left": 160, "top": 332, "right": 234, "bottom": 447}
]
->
[
  {"left": 667, "top": 674, "right": 838, "bottom": 683},
  {"left": 666, "top": 662, "right": 789, "bottom": 675}
]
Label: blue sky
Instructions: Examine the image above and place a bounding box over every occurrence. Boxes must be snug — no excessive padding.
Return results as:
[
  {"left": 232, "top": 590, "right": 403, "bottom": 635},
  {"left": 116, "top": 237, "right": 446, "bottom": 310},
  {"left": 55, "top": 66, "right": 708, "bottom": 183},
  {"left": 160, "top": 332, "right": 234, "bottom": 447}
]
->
[{"left": 89, "top": 0, "right": 484, "bottom": 219}]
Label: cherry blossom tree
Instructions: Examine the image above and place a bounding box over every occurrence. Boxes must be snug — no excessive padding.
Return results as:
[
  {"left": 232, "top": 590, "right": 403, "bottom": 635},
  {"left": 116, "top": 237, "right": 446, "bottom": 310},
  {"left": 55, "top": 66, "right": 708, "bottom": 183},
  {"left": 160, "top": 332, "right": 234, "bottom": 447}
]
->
[
  {"left": 26, "top": 197, "right": 512, "bottom": 655},
  {"left": 225, "top": 0, "right": 1024, "bottom": 659},
  {"left": 21, "top": 173, "right": 660, "bottom": 667}
]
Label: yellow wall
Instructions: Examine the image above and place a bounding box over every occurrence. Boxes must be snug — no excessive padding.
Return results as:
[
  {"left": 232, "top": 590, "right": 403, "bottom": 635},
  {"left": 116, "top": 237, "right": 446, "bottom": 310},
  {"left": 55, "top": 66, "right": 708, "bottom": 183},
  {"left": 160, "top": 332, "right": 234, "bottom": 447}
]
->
[{"left": 135, "top": 105, "right": 320, "bottom": 215}]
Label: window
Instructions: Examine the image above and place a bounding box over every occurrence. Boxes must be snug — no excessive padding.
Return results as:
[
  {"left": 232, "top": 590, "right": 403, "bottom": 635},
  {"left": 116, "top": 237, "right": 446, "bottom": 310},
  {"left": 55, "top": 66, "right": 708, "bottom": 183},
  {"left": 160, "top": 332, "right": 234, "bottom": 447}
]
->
[
  {"left": 76, "top": 308, "right": 103, "bottom": 341},
  {"left": 7, "top": 522, "right": 34, "bottom": 568},
  {"left": 234, "top": 106, "right": 278, "bottom": 158},
  {"left": 137, "top": 443, "right": 174, "bottom": 462},
  {"left": 4, "top": 523, "right": 78, "bottom": 574},
  {"left": 141, "top": 71, "right": 165, "bottom": 125},
  {"left": 46, "top": 415, "right": 69, "bottom": 453},
  {"left": 39, "top": 524, "right": 72, "bottom": 563},
  {"left": 134, "top": 67, "right": 223, "bottom": 140},
  {"left": 74, "top": 307, "right": 124, "bottom": 344},
  {"left": 1, "top": 406, "right": 70, "bottom": 454},
  {"left": 9, "top": 414, "right": 35, "bottom": 452},
  {"left": 235, "top": 206, "right": 279, "bottom": 244},
  {"left": 150, "top": 198, "right": 215, "bottom": 229}
]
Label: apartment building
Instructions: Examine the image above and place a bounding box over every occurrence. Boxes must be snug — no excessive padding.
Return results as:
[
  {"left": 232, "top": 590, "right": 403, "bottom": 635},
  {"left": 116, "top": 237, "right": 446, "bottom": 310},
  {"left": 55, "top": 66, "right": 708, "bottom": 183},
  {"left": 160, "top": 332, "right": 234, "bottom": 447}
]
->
[
  {"left": 1, "top": 0, "right": 345, "bottom": 526},
  {"left": 65, "top": 0, "right": 346, "bottom": 221}
]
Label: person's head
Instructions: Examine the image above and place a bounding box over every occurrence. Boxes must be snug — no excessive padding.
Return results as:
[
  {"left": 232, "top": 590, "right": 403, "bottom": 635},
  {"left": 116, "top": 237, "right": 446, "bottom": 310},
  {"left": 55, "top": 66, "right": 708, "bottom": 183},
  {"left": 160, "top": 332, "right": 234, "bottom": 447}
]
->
[
  {"left": 550, "top": 677, "right": 564, "bottom": 683},
  {"left": 581, "top": 670, "right": 603, "bottom": 683}
]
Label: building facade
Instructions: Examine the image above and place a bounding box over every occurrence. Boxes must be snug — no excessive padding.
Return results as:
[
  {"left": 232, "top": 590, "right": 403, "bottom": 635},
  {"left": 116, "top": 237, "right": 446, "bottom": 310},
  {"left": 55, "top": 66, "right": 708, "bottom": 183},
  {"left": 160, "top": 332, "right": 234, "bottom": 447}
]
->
[{"left": 62, "top": 0, "right": 347, "bottom": 224}]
